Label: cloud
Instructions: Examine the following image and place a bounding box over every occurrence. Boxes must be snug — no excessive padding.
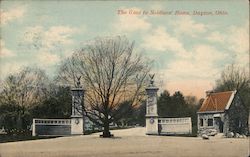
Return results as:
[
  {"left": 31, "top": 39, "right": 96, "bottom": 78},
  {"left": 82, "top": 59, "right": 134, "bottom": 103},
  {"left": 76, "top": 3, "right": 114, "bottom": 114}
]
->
[
  {"left": 142, "top": 26, "right": 189, "bottom": 57},
  {"left": 0, "top": 5, "right": 26, "bottom": 25},
  {"left": 207, "top": 22, "right": 249, "bottom": 67},
  {"left": 228, "top": 23, "right": 249, "bottom": 53},
  {"left": 23, "top": 25, "right": 79, "bottom": 50},
  {"left": 166, "top": 44, "right": 226, "bottom": 80},
  {"left": 113, "top": 7, "right": 151, "bottom": 33},
  {"left": 0, "top": 61, "right": 28, "bottom": 79},
  {"left": 149, "top": 3, "right": 164, "bottom": 10},
  {"left": 157, "top": 44, "right": 227, "bottom": 98},
  {"left": 0, "top": 40, "right": 16, "bottom": 58},
  {"left": 20, "top": 25, "right": 81, "bottom": 69},
  {"left": 36, "top": 52, "right": 60, "bottom": 66},
  {"left": 206, "top": 31, "right": 225, "bottom": 43},
  {"left": 172, "top": 16, "right": 207, "bottom": 37},
  {"left": 45, "top": 26, "right": 79, "bottom": 47}
]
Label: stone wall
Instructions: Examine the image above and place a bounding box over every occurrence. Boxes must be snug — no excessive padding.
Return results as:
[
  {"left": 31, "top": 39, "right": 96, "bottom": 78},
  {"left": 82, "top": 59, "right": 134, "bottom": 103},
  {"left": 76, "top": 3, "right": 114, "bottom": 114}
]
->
[
  {"left": 32, "top": 119, "right": 71, "bottom": 136},
  {"left": 159, "top": 117, "right": 192, "bottom": 135},
  {"left": 197, "top": 113, "right": 224, "bottom": 135},
  {"left": 35, "top": 125, "right": 71, "bottom": 136},
  {"left": 197, "top": 94, "right": 249, "bottom": 136},
  {"left": 225, "top": 95, "right": 248, "bottom": 135}
]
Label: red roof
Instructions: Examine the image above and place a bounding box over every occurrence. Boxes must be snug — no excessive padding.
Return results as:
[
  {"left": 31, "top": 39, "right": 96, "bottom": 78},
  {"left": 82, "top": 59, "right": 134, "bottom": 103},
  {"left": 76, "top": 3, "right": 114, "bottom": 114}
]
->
[{"left": 198, "top": 91, "right": 235, "bottom": 113}]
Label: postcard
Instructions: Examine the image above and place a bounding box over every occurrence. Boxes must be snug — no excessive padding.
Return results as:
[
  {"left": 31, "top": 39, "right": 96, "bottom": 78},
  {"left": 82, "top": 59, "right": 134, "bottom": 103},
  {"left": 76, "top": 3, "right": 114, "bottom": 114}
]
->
[{"left": 0, "top": 1, "right": 249, "bottom": 157}]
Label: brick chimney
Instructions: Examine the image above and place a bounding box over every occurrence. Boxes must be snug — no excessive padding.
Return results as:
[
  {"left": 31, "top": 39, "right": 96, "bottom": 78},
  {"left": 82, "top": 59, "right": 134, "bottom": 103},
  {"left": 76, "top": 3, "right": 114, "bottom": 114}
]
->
[{"left": 206, "top": 90, "right": 214, "bottom": 97}]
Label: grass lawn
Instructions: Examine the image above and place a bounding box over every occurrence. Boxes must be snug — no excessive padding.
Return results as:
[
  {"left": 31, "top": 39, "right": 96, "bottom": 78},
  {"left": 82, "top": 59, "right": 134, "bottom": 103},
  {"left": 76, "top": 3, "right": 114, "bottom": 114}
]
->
[{"left": 0, "top": 134, "right": 59, "bottom": 143}]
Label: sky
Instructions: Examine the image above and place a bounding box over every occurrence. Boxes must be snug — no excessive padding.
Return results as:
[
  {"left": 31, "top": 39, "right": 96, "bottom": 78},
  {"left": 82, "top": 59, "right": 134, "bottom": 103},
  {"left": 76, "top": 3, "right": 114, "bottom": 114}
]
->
[{"left": 0, "top": 0, "right": 249, "bottom": 98}]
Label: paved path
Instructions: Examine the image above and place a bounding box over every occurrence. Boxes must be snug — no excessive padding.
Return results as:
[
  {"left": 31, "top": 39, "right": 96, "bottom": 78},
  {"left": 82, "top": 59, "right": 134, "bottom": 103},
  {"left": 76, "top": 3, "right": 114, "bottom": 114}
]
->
[{"left": 0, "top": 127, "right": 249, "bottom": 157}]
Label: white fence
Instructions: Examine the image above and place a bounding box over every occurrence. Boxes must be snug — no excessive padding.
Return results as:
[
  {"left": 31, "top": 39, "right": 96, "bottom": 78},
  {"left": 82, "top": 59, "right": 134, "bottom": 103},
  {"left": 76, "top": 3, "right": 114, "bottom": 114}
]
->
[
  {"left": 158, "top": 117, "right": 192, "bottom": 135},
  {"left": 32, "top": 118, "right": 71, "bottom": 136}
]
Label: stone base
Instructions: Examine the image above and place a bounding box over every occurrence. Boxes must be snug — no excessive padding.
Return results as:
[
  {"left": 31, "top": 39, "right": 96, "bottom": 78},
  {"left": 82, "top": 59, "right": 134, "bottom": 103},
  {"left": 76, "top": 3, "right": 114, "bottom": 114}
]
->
[
  {"left": 71, "top": 117, "right": 84, "bottom": 135},
  {"left": 146, "top": 117, "right": 158, "bottom": 135}
]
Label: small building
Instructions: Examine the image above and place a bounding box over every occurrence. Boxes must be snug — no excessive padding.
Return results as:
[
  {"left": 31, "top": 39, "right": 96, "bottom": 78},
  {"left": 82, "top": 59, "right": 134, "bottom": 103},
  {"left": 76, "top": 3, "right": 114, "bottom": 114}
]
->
[{"left": 197, "top": 90, "right": 248, "bottom": 136}]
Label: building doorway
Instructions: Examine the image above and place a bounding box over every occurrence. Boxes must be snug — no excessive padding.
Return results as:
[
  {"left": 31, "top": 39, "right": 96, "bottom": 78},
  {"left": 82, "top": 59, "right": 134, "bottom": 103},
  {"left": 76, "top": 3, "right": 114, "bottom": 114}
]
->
[{"left": 215, "top": 117, "right": 224, "bottom": 133}]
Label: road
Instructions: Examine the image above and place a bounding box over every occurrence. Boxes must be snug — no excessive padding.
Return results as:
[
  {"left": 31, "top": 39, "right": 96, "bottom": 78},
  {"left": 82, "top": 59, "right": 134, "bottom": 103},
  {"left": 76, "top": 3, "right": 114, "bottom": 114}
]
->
[{"left": 0, "top": 127, "right": 249, "bottom": 157}]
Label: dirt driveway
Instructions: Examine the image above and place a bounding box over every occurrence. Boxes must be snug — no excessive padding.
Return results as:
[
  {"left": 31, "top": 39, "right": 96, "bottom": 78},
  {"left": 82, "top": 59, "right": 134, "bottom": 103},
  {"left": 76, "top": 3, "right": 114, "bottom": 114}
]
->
[{"left": 0, "top": 127, "right": 249, "bottom": 157}]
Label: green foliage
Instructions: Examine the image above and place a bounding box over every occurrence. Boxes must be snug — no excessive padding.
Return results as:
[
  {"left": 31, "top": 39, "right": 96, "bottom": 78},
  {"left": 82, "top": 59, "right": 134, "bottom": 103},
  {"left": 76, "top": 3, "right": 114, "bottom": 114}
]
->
[
  {"left": 113, "top": 101, "right": 146, "bottom": 127},
  {"left": 30, "top": 86, "right": 71, "bottom": 119},
  {"left": 0, "top": 134, "right": 58, "bottom": 143},
  {"left": 158, "top": 90, "right": 171, "bottom": 117},
  {"left": 0, "top": 104, "right": 26, "bottom": 130},
  {"left": 112, "top": 101, "right": 135, "bottom": 126},
  {"left": 134, "top": 102, "right": 146, "bottom": 126},
  {"left": 158, "top": 90, "right": 196, "bottom": 117},
  {"left": 157, "top": 90, "right": 203, "bottom": 135},
  {"left": 0, "top": 67, "right": 72, "bottom": 131},
  {"left": 0, "top": 67, "right": 49, "bottom": 130}
]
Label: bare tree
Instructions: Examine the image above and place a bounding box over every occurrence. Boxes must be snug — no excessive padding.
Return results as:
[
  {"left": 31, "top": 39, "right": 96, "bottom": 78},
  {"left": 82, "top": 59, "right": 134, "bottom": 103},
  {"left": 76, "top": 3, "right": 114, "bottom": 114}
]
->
[
  {"left": 56, "top": 55, "right": 81, "bottom": 87},
  {"left": 57, "top": 36, "right": 150, "bottom": 137},
  {"left": 0, "top": 67, "right": 49, "bottom": 129},
  {"left": 0, "top": 67, "right": 49, "bottom": 106},
  {"left": 215, "top": 64, "right": 250, "bottom": 110},
  {"left": 215, "top": 64, "right": 249, "bottom": 92}
]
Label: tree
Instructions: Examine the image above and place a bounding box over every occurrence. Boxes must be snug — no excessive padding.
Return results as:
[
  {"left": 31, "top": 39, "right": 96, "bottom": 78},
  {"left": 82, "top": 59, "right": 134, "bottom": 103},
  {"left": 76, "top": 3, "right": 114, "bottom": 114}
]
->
[
  {"left": 184, "top": 96, "right": 203, "bottom": 135},
  {"left": 134, "top": 101, "right": 146, "bottom": 126},
  {"left": 215, "top": 64, "right": 250, "bottom": 110},
  {"left": 0, "top": 67, "right": 49, "bottom": 130},
  {"left": 157, "top": 90, "right": 193, "bottom": 117},
  {"left": 171, "top": 91, "right": 187, "bottom": 117},
  {"left": 157, "top": 90, "right": 171, "bottom": 117},
  {"left": 30, "top": 85, "right": 72, "bottom": 119},
  {"left": 215, "top": 64, "right": 249, "bottom": 92},
  {"left": 157, "top": 90, "right": 202, "bottom": 135},
  {"left": 57, "top": 36, "right": 150, "bottom": 137}
]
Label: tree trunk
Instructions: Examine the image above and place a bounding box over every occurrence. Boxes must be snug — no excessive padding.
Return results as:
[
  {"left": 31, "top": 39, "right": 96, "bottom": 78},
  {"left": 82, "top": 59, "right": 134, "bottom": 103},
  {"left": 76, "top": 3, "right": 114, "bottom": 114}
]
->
[{"left": 102, "top": 119, "right": 111, "bottom": 137}]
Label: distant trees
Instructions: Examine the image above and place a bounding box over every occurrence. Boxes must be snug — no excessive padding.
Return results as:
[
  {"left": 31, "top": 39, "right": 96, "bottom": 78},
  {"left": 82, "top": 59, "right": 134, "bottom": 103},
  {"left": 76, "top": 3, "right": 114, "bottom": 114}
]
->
[
  {"left": 157, "top": 90, "right": 203, "bottom": 134},
  {"left": 215, "top": 64, "right": 250, "bottom": 110},
  {"left": 0, "top": 67, "right": 72, "bottom": 131},
  {"left": 57, "top": 36, "right": 150, "bottom": 137},
  {"left": 0, "top": 67, "right": 49, "bottom": 107},
  {"left": 158, "top": 90, "right": 197, "bottom": 117},
  {"left": 134, "top": 101, "right": 147, "bottom": 126},
  {"left": 158, "top": 90, "right": 171, "bottom": 117},
  {"left": 0, "top": 67, "right": 49, "bottom": 130},
  {"left": 215, "top": 64, "right": 249, "bottom": 92},
  {"left": 30, "top": 86, "right": 71, "bottom": 119}
]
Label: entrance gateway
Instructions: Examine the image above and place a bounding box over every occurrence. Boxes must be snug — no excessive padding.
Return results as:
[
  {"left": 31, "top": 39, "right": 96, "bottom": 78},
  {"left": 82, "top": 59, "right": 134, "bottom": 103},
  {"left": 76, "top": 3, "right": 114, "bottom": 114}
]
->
[
  {"left": 145, "top": 75, "right": 192, "bottom": 135},
  {"left": 32, "top": 75, "right": 191, "bottom": 136},
  {"left": 145, "top": 74, "right": 159, "bottom": 134},
  {"left": 32, "top": 79, "right": 86, "bottom": 136}
]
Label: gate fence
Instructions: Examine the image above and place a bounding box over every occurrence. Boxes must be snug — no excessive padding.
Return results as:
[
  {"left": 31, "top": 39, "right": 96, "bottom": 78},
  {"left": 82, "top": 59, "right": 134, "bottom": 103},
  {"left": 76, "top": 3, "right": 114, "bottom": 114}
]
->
[
  {"left": 158, "top": 117, "right": 192, "bottom": 135},
  {"left": 32, "top": 118, "right": 71, "bottom": 136}
]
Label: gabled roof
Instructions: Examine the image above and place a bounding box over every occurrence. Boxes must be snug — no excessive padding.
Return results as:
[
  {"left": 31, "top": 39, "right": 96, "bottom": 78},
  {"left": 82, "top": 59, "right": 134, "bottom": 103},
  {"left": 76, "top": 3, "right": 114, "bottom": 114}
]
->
[{"left": 198, "top": 90, "right": 236, "bottom": 113}]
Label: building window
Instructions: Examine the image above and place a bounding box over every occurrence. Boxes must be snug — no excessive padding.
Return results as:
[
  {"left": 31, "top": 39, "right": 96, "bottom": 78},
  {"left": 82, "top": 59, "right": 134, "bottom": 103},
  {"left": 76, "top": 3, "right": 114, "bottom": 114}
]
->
[
  {"left": 200, "top": 119, "right": 204, "bottom": 126},
  {"left": 208, "top": 118, "right": 213, "bottom": 126}
]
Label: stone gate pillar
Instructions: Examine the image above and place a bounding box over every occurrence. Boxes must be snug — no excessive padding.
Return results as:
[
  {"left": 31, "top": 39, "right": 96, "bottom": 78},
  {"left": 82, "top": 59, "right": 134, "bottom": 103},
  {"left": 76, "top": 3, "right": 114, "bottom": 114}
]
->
[
  {"left": 145, "top": 74, "right": 159, "bottom": 135},
  {"left": 71, "top": 78, "right": 85, "bottom": 135}
]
